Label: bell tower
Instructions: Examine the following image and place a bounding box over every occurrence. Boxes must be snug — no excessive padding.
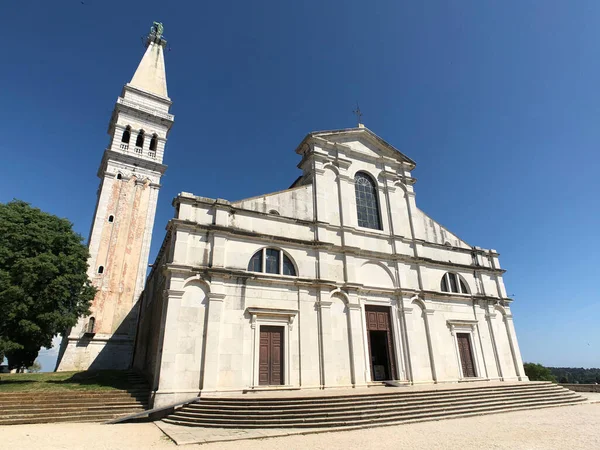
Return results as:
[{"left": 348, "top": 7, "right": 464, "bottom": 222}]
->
[{"left": 56, "top": 22, "right": 174, "bottom": 371}]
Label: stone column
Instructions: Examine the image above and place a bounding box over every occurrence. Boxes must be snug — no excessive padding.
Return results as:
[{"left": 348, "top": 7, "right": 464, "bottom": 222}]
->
[
  {"left": 200, "top": 291, "right": 226, "bottom": 391},
  {"left": 152, "top": 289, "right": 185, "bottom": 407},
  {"left": 422, "top": 307, "right": 438, "bottom": 382},
  {"left": 317, "top": 300, "right": 333, "bottom": 387},
  {"left": 504, "top": 312, "right": 528, "bottom": 380},
  {"left": 485, "top": 307, "right": 504, "bottom": 380},
  {"left": 347, "top": 302, "right": 367, "bottom": 386},
  {"left": 400, "top": 302, "right": 415, "bottom": 383}
]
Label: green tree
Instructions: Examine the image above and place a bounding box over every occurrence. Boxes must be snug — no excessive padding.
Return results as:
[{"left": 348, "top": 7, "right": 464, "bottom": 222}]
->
[
  {"left": 0, "top": 200, "right": 95, "bottom": 371},
  {"left": 524, "top": 362, "right": 557, "bottom": 382}
]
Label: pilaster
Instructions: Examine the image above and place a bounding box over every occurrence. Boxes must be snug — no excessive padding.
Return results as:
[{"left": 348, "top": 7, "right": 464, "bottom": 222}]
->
[{"left": 201, "top": 289, "right": 226, "bottom": 391}]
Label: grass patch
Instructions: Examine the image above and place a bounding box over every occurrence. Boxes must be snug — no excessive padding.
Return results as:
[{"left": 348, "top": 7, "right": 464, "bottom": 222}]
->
[{"left": 0, "top": 370, "right": 138, "bottom": 393}]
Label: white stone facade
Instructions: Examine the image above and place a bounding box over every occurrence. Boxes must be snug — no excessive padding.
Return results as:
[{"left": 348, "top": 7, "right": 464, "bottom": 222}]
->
[{"left": 133, "top": 126, "right": 528, "bottom": 408}]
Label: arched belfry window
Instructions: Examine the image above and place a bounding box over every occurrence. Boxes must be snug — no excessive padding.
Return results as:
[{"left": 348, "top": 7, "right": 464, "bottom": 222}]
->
[
  {"left": 121, "top": 126, "right": 131, "bottom": 143},
  {"left": 441, "top": 272, "right": 470, "bottom": 294},
  {"left": 354, "top": 172, "right": 382, "bottom": 230},
  {"left": 135, "top": 130, "right": 145, "bottom": 148},
  {"left": 248, "top": 248, "right": 297, "bottom": 276},
  {"left": 149, "top": 134, "right": 158, "bottom": 151}
]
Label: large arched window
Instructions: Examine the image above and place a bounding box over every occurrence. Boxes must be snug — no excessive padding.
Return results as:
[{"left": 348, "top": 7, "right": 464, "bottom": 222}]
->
[
  {"left": 354, "top": 172, "right": 382, "bottom": 230},
  {"left": 135, "top": 130, "right": 145, "bottom": 148},
  {"left": 248, "top": 248, "right": 297, "bottom": 276},
  {"left": 121, "top": 125, "right": 131, "bottom": 143},
  {"left": 441, "top": 272, "right": 470, "bottom": 294}
]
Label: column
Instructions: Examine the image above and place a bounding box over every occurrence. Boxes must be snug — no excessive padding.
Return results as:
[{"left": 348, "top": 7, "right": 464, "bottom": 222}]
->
[
  {"left": 504, "top": 312, "right": 528, "bottom": 381},
  {"left": 201, "top": 292, "right": 226, "bottom": 391},
  {"left": 347, "top": 303, "right": 367, "bottom": 385},
  {"left": 485, "top": 307, "right": 504, "bottom": 380},
  {"left": 422, "top": 308, "right": 438, "bottom": 382},
  {"left": 317, "top": 300, "right": 333, "bottom": 387}
]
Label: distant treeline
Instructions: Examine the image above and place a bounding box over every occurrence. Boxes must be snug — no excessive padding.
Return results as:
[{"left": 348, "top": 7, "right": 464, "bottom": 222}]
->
[{"left": 548, "top": 367, "right": 600, "bottom": 384}]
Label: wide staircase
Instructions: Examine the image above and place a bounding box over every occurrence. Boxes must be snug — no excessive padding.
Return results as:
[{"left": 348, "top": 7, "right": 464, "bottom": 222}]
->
[
  {"left": 0, "top": 372, "right": 149, "bottom": 425},
  {"left": 162, "top": 382, "right": 585, "bottom": 429}
]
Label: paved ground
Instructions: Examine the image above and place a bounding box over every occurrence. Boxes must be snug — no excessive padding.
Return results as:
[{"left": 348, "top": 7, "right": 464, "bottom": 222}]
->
[{"left": 2, "top": 401, "right": 600, "bottom": 449}]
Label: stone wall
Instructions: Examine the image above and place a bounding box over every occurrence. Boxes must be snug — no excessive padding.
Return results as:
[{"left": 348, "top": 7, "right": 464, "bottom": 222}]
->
[{"left": 561, "top": 384, "right": 600, "bottom": 393}]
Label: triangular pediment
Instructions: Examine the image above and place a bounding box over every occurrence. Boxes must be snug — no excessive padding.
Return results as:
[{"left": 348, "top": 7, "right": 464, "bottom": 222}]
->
[{"left": 300, "top": 127, "right": 416, "bottom": 168}]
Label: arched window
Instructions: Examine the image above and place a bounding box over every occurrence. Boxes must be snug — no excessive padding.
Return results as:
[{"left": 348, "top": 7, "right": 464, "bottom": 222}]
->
[
  {"left": 354, "top": 172, "right": 382, "bottom": 230},
  {"left": 441, "top": 272, "right": 469, "bottom": 294},
  {"left": 97, "top": 266, "right": 104, "bottom": 274},
  {"left": 108, "top": 215, "right": 114, "bottom": 223},
  {"left": 86, "top": 317, "right": 95, "bottom": 334},
  {"left": 149, "top": 134, "right": 158, "bottom": 151},
  {"left": 247, "top": 248, "right": 297, "bottom": 276},
  {"left": 121, "top": 126, "right": 131, "bottom": 143},
  {"left": 135, "top": 130, "right": 145, "bottom": 148},
  {"left": 116, "top": 173, "right": 122, "bottom": 180}
]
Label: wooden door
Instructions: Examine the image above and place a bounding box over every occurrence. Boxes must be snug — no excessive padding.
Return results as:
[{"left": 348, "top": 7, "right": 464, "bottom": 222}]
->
[
  {"left": 457, "top": 333, "right": 476, "bottom": 378},
  {"left": 259, "top": 326, "right": 284, "bottom": 385},
  {"left": 365, "top": 306, "right": 397, "bottom": 380}
]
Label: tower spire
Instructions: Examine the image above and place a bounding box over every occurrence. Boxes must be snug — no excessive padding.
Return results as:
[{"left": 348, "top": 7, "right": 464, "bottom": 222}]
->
[{"left": 129, "top": 22, "right": 169, "bottom": 98}]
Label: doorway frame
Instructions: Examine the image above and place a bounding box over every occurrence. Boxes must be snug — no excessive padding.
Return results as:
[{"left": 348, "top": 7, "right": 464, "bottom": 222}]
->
[
  {"left": 363, "top": 304, "right": 398, "bottom": 382},
  {"left": 447, "top": 319, "right": 482, "bottom": 380},
  {"left": 247, "top": 307, "right": 297, "bottom": 388}
]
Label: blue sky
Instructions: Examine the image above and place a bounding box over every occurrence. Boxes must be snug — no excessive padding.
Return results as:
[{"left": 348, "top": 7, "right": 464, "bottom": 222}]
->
[{"left": 2, "top": 1, "right": 598, "bottom": 372}]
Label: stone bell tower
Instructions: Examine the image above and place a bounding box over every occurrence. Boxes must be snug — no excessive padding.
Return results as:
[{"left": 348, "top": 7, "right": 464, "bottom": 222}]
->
[{"left": 56, "top": 22, "right": 174, "bottom": 371}]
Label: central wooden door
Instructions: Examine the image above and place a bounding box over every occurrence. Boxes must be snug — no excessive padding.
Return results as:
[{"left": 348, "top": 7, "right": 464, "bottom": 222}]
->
[
  {"left": 365, "top": 306, "right": 397, "bottom": 381},
  {"left": 457, "top": 333, "right": 476, "bottom": 378},
  {"left": 259, "top": 326, "right": 284, "bottom": 385}
]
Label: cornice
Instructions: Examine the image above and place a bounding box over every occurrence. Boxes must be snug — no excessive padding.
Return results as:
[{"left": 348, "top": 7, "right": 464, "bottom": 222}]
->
[
  {"left": 99, "top": 149, "right": 167, "bottom": 176},
  {"left": 169, "top": 220, "right": 505, "bottom": 275}
]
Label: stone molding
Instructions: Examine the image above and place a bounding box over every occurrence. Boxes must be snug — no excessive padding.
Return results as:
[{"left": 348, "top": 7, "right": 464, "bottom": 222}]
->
[
  {"left": 170, "top": 221, "right": 505, "bottom": 276},
  {"left": 246, "top": 307, "right": 298, "bottom": 330}
]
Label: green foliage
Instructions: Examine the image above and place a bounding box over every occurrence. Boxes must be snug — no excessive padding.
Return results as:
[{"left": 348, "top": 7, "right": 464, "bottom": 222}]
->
[
  {"left": 523, "top": 362, "right": 557, "bottom": 382},
  {"left": 0, "top": 200, "right": 95, "bottom": 371},
  {"left": 548, "top": 367, "right": 600, "bottom": 384}
]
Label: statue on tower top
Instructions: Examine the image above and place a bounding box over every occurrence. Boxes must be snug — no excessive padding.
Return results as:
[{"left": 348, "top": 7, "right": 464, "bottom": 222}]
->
[
  {"left": 151, "top": 22, "right": 164, "bottom": 39},
  {"left": 146, "top": 21, "right": 167, "bottom": 47}
]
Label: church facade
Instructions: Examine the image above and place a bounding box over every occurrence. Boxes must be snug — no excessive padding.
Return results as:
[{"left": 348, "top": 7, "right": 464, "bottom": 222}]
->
[
  {"left": 55, "top": 23, "right": 527, "bottom": 408},
  {"left": 133, "top": 129, "right": 528, "bottom": 408}
]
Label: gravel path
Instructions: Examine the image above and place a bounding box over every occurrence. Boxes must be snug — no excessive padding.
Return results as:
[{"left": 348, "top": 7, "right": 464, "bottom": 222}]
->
[{"left": 2, "top": 403, "right": 600, "bottom": 449}]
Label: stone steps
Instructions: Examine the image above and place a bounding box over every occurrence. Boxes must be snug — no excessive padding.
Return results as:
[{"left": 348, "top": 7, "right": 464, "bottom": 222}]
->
[
  {"left": 0, "top": 373, "right": 150, "bottom": 425},
  {"left": 0, "top": 394, "right": 148, "bottom": 405},
  {"left": 0, "top": 412, "right": 141, "bottom": 426},
  {"left": 179, "top": 392, "right": 580, "bottom": 418},
  {"left": 162, "top": 383, "right": 586, "bottom": 429},
  {"left": 2, "top": 405, "right": 147, "bottom": 419},
  {"left": 202, "top": 381, "right": 561, "bottom": 404},
  {"left": 173, "top": 396, "right": 580, "bottom": 424},
  {"left": 1, "top": 402, "right": 149, "bottom": 413},
  {"left": 192, "top": 384, "right": 561, "bottom": 409}
]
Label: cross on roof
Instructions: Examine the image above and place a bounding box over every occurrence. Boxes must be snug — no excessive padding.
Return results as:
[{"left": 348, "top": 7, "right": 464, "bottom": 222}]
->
[{"left": 352, "top": 103, "right": 363, "bottom": 126}]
